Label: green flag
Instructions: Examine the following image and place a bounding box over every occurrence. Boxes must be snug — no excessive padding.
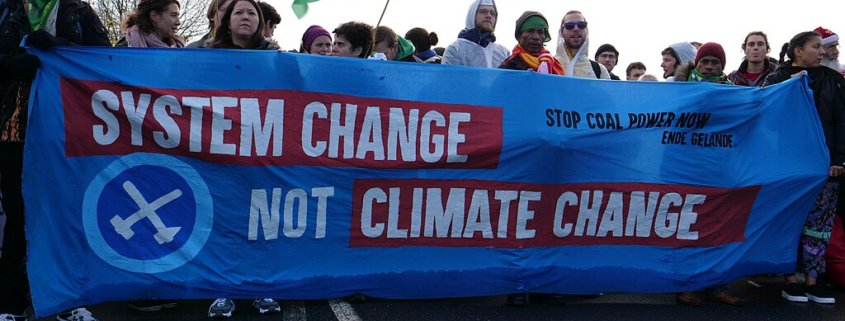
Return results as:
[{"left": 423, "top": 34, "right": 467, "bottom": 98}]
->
[{"left": 292, "top": 0, "right": 318, "bottom": 19}]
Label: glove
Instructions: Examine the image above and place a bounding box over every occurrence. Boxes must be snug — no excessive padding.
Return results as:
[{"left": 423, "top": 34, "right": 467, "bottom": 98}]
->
[
  {"left": 25, "top": 30, "right": 71, "bottom": 50},
  {"left": 2, "top": 53, "right": 41, "bottom": 80}
]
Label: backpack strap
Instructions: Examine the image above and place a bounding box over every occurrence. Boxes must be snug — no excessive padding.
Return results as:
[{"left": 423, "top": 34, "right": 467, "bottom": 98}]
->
[{"left": 590, "top": 60, "right": 602, "bottom": 78}]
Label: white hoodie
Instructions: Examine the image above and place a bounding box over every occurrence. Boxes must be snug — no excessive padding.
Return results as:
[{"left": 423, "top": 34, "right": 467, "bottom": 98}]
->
[
  {"left": 441, "top": 0, "right": 510, "bottom": 68},
  {"left": 555, "top": 27, "right": 610, "bottom": 79}
]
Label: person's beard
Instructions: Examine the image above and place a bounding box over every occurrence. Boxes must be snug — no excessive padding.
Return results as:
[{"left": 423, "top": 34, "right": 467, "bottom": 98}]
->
[{"left": 822, "top": 57, "right": 842, "bottom": 71}]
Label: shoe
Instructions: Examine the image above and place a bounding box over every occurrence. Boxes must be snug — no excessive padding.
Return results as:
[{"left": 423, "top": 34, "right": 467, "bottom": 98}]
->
[
  {"left": 0, "top": 314, "right": 16, "bottom": 321},
  {"left": 128, "top": 300, "right": 178, "bottom": 312},
  {"left": 708, "top": 291, "right": 745, "bottom": 306},
  {"left": 675, "top": 292, "right": 702, "bottom": 306},
  {"left": 782, "top": 283, "right": 808, "bottom": 302},
  {"left": 506, "top": 293, "right": 528, "bottom": 306},
  {"left": 252, "top": 298, "right": 281, "bottom": 314},
  {"left": 806, "top": 284, "right": 836, "bottom": 304},
  {"left": 56, "top": 308, "right": 97, "bottom": 321},
  {"left": 208, "top": 298, "right": 235, "bottom": 318}
]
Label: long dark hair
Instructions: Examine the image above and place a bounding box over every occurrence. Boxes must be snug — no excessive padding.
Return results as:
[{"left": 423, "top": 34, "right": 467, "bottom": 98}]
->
[
  {"left": 210, "top": 0, "right": 266, "bottom": 49},
  {"left": 123, "top": 0, "right": 180, "bottom": 34},
  {"left": 779, "top": 31, "right": 820, "bottom": 64}
]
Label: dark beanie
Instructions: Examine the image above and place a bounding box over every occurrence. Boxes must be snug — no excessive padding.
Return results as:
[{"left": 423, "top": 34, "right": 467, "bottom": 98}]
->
[
  {"left": 695, "top": 42, "right": 726, "bottom": 66},
  {"left": 594, "top": 44, "right": 619, "bottom": 60}
]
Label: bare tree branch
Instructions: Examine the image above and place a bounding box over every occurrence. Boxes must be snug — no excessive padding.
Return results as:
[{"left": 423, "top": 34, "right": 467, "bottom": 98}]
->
[{"left": 90, "top": 0, "right": 211, "bottom": 45}]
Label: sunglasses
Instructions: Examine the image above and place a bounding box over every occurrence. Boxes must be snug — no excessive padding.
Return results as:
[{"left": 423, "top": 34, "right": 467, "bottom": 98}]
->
[{"left": 563, "top": 21, "right": 588, "bottom": 30}]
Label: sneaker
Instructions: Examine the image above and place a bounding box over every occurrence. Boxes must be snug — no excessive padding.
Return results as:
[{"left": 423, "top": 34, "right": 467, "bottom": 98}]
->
[
  {"left": 252, "top": 298, "right": 281, "bottom": 314},
  {"left": 128, "top": 300, "right": 178, "bottom": 312},
  {"left": 56, "top": 308, "right": 97, "bottom": 321},
  {"left": 208, "top": 298, "right": 235, "bottom": 318},
  {"left": 0, "top": 314, "right": 16, "bottom": 321},
  {"left": 806, "top": 284, "right": 836, "bottom": 304},
  {"left": 782, "top": 283, "right": 808, "bottom": 302}
]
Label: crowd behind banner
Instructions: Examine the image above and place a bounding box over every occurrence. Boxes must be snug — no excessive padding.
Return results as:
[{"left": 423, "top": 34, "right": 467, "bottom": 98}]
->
[{"left": 1, "top": 0, "right": 845, "bottom": 319}]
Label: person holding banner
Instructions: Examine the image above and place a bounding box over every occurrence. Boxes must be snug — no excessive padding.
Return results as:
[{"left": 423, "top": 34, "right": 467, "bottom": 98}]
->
[
  {"left": 667, "top": 42, "right": 745, "bottom": 306},
  {"left": 499, "top": 11, "right": 563, "bottom": 75},
  {"left": 764, "top": 31, "right": 845, "bottom": 304},
  {"left": 441, "top": 0, "right": 509, "bottom": 68},
  {"left": 299, "top": 25, "right": 332, "bottom": 55},
  {"left": 115, "top": 0, "right": 185, "bottom": 48},
  {"left": 0, "top": 0, "right": 109, "bottom": 319},
  {"left": 208, "top": 0, "right": 279, "bottom": 50}
]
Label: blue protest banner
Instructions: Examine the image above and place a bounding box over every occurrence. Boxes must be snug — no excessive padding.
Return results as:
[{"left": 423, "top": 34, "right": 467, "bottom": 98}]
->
[{"left": 23, "top": 46, "right": 826, "bottom": 316}]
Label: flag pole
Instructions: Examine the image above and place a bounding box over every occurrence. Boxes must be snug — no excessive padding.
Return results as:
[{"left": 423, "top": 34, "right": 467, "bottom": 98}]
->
[{"left": 375, "top": 0, "right": 391, "bottom": 28}]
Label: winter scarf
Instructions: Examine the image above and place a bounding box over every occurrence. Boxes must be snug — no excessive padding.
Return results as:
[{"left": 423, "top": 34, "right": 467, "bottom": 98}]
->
[
  {"left": 458, "top": 28, "right": 496, "bottom": 47},
  {"left": 509, "top": 44, "right": 563, "bottom": 75},
  {"left": 25, "top": 0, "right": 59, "bottom": 35},
  {"left": 125, "top": 25, "right": 185, "bottom": 48},
  {"left": 689, "top": 68, "right": 732, "bottom": 84}
]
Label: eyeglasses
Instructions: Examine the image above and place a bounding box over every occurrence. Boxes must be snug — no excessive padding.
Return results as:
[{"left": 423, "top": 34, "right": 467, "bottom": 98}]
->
[
  {"left": 477, "top": 9, "right": 497, "bottom": 16},
  {"left": 563, "top": 21, "right": 588, "bottom": 30}
]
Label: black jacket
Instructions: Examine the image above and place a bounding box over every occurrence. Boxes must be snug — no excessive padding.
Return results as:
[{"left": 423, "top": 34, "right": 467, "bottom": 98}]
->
[
  {"left": 763, "top": 63, "right": 845, "bottom": 166},
  {"left": 1, "top": 0, "right": 109, "bottom": 139},
  {"left": 728, "top": 57, "right": 778, "bottom": 87}
]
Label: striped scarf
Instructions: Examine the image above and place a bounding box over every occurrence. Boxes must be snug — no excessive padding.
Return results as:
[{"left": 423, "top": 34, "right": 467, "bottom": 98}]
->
[{"left": 509, "top": 44, "right": 564, "bottom": 75}]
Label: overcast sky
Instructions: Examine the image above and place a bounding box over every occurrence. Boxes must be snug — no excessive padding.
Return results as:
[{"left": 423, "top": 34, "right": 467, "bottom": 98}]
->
[{"left": 262, "top": 0, "right": 843, "bottom": 79}]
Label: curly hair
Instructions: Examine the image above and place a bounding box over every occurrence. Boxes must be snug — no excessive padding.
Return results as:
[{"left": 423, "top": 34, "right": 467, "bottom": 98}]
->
[
  {"left": 123, "top": 0, "right": 180, "bottom": 34},
  {"left": 333, "top": 21, "right": 374, "bottom": 58}
]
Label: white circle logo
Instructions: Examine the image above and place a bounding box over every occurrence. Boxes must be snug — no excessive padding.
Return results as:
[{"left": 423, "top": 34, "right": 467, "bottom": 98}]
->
[{"left": 83, "top": 153, "right": 212, "bottom": 273}]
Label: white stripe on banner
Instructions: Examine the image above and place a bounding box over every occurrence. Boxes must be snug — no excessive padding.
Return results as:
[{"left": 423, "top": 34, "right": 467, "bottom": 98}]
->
[
  {"left": 329, "top": 299, "right": 362, "bottom": 321},
  {"left": 283, "top": 300, "right": 307, "bottom": 321}
]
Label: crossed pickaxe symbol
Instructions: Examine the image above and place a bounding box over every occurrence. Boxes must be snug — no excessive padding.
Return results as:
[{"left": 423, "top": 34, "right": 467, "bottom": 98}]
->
[{"left": 110, "top": 181, "right": 183, "bottom": 244}]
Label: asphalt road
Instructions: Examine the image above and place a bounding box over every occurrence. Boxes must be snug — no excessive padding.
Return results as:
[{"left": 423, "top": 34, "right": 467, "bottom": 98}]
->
[{"left": 30, "top": 276, "right": 845, "bottom": 321}]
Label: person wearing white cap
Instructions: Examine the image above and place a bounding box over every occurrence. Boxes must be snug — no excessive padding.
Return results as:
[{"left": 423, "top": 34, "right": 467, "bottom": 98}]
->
[{"left": 441, "top": 0, "right": 510, "bottom": 68}]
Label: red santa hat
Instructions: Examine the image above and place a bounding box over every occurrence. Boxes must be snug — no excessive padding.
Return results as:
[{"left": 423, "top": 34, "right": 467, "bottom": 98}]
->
[{"left": 815, "top": 26, "right": 839, "bottom": 46}]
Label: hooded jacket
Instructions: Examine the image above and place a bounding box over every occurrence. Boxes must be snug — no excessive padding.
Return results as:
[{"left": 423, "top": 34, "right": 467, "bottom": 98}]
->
[
  {"left": 554, "top": 24, "right": 609, "bottom": 79},
  {"left": 763, "top": 63, "right": 845, "bottom": 166},
  {"left": 395, "top": 36, "right": 417, "bottom": 62},
  {"left": 664, "top": 42, "right": 697, "bottom": 81},
  {"left": 441, "top": 0, "right": 510, "bottom": 68}
]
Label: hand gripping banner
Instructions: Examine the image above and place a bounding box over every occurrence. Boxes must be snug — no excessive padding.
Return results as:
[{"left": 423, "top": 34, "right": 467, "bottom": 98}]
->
[{"left": 23, "top": 46, "right": 827, "bottom": 315}]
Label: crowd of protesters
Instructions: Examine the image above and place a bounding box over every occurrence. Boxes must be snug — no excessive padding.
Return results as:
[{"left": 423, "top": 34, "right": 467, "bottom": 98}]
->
[{"left": 1, "top": 0, "right": 845, "bottom": 319}]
